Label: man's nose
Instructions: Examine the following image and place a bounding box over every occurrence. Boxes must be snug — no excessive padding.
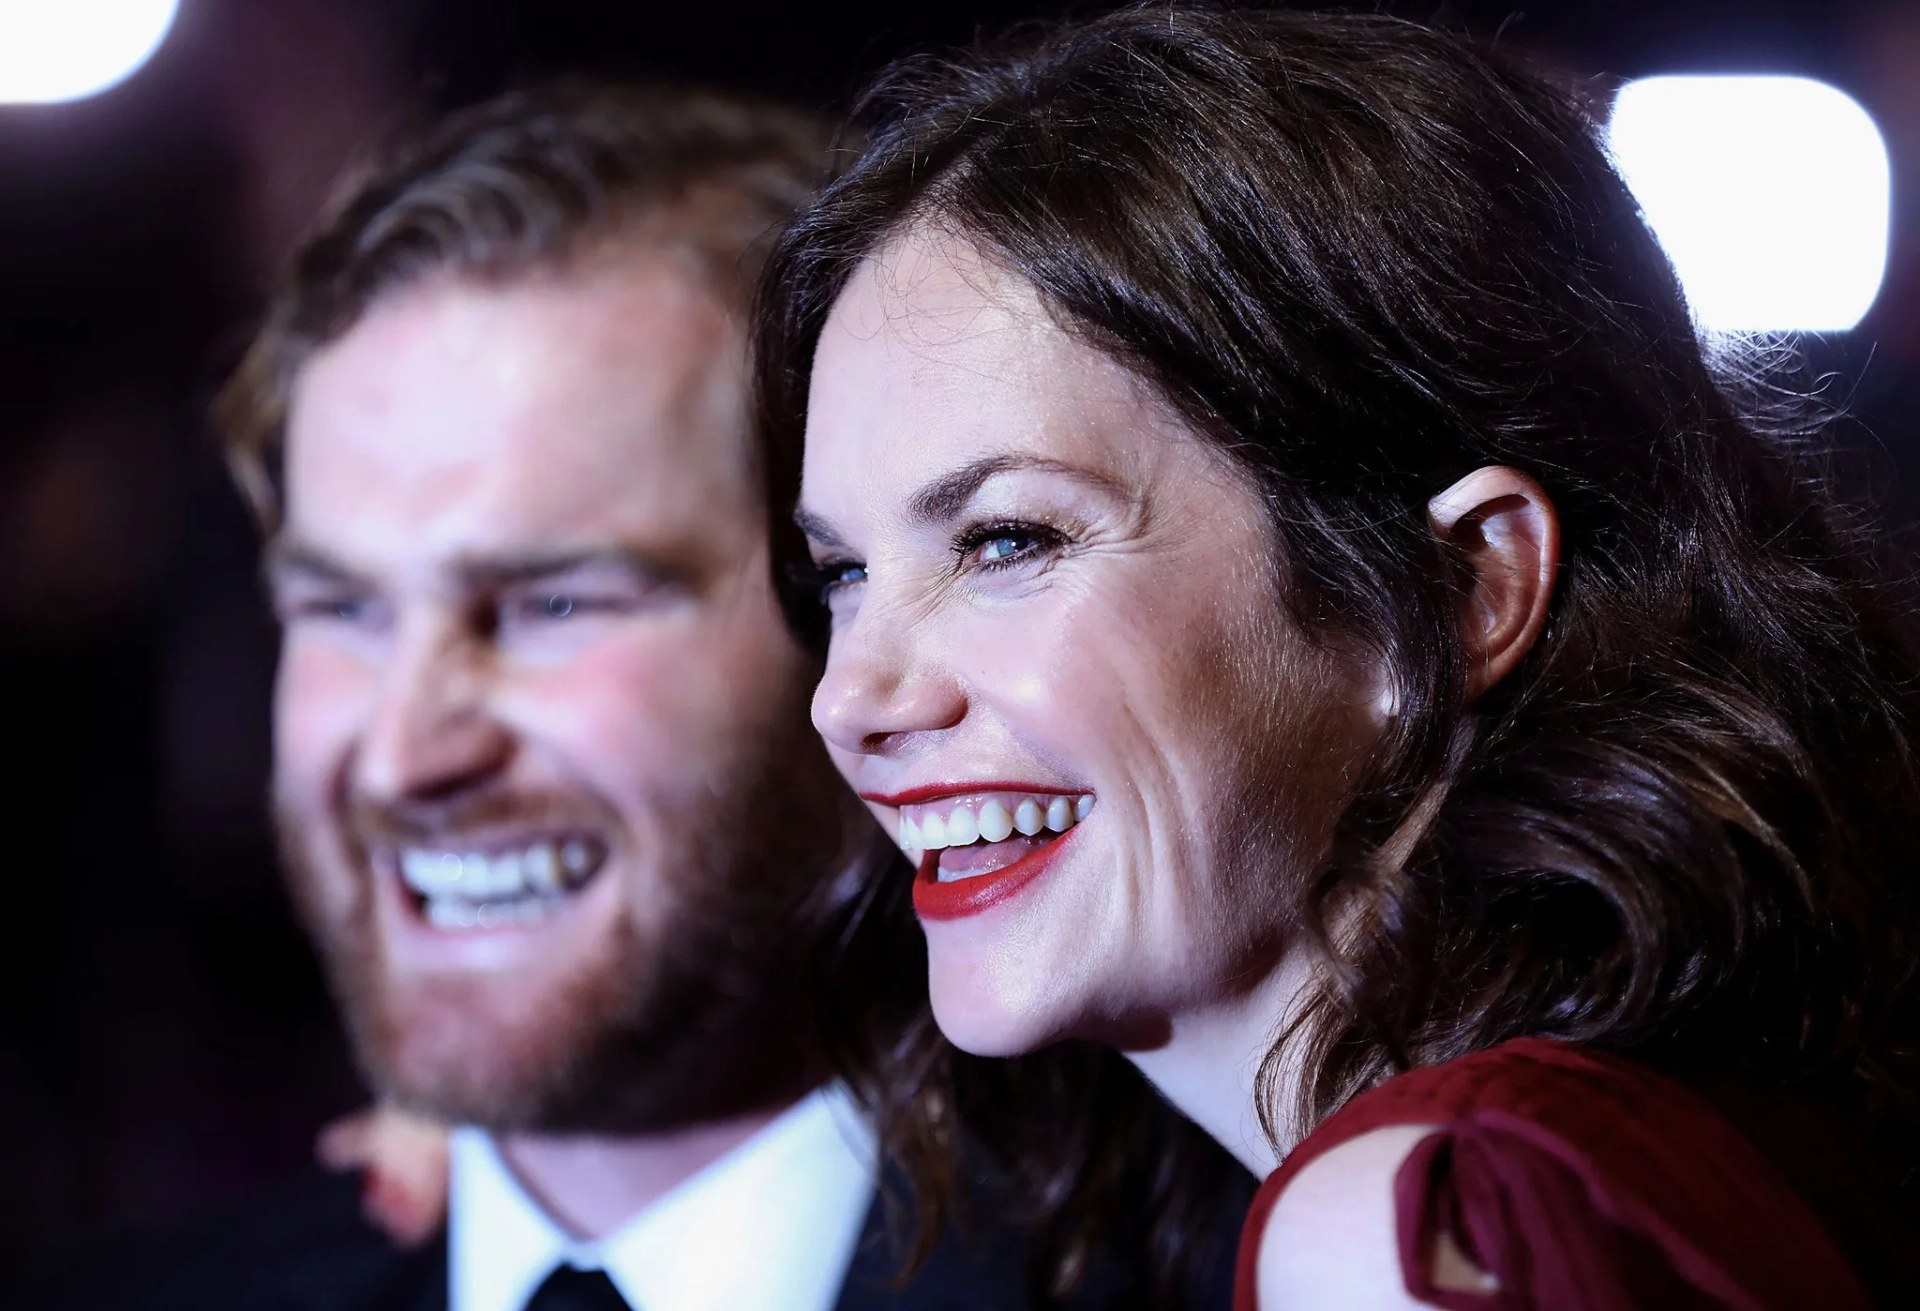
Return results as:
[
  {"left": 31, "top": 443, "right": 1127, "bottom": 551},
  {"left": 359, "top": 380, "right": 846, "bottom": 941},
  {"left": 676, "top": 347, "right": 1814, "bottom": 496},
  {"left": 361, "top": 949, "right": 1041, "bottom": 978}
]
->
[
  {"left": 812, "top": 603, "right": 966, "bottom": 758},
  {"left": 353, "top": 616, "right": 512, "bottom": 803}
]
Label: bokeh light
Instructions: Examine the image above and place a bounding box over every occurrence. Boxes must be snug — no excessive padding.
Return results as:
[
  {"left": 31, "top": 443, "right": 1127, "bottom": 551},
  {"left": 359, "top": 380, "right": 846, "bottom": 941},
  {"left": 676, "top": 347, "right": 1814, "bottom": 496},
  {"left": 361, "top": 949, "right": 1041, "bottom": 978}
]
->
[
  {"left": 1608, "top": 75, "right": 1891, "bottom": 333},
  {"left": 0, "top": 0, "right": 181, "bottom": 105}
]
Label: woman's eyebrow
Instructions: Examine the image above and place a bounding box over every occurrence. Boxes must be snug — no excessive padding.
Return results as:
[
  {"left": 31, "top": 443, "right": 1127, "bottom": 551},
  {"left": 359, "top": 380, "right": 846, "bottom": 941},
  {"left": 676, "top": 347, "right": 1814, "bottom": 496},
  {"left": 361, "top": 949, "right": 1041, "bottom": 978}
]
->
[
  {"left": 792, "top": 506, "right": 847, "bottom": 549},
  {"left": 793, "top": 456, "right": 1131, "bottom": 547},
  {"left": 905, "top": 454, "right": 1128, "bottom": 526}
]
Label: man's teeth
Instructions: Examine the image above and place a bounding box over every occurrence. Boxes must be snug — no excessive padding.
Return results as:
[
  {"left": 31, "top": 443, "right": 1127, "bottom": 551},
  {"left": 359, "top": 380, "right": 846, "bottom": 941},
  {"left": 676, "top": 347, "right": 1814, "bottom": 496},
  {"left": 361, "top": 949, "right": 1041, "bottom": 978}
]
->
[
  {"left": 898, "top": 793, "right": 1095, "bottom": 853},
  {"left": 399, "top": 838, "right": 601, "bottom": 929},
  {"left": 425, "top": 897, "right": 555, "bottom": 929}
]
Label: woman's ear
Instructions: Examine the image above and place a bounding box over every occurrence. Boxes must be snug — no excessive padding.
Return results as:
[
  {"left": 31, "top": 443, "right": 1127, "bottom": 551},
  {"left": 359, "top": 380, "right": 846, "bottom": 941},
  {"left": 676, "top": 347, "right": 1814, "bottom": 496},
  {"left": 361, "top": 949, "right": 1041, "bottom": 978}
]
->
[{"left": 1427, "top": 466, "right": 1559, "bottom": 701}]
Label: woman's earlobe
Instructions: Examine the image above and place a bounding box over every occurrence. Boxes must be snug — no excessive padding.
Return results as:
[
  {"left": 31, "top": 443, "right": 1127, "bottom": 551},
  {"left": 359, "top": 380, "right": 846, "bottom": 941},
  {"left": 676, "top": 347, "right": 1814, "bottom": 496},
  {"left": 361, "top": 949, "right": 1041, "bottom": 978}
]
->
[{"left": 1426, "top": 466, "right": 1559, "bottom": 700}]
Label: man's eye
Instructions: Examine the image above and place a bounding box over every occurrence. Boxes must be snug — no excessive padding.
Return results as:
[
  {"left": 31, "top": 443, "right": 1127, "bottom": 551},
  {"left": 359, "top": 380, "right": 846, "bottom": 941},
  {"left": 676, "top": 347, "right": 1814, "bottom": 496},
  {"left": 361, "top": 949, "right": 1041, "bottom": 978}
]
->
[
  {"left": 502, "top": 593, "right": 604, "bottom": 625},
  {"left": 285, "top": 595, "right": 376, "bottom": 624}
]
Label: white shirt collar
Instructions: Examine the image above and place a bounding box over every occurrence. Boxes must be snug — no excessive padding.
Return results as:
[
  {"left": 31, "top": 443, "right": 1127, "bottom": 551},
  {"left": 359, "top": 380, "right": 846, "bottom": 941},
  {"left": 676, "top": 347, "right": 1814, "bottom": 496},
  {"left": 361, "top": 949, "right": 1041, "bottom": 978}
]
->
[{"left": 449, "top": 1086, "right": 877, "bottom": 1311}]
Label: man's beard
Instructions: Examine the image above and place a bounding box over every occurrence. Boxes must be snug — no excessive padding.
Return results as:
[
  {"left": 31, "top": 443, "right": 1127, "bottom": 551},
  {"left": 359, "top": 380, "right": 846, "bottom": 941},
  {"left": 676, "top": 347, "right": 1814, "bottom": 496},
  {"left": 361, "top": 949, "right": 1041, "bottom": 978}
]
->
[{"left": 278, "top": 712, "right": 863, "bottom": 1135}]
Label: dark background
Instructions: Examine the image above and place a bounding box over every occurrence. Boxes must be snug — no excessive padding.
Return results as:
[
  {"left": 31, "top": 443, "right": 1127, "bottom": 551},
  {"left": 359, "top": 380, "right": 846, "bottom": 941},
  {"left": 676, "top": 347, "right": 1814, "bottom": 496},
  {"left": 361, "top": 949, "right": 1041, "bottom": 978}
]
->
[{"left": 1, "top": 0, "right": 1914, "bottom": 1270}]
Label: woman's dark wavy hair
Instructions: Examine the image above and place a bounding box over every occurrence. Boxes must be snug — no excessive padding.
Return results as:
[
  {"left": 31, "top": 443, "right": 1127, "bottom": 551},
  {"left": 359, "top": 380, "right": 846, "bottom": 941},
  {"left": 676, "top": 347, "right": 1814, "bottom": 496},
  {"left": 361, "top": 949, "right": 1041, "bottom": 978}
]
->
[{"left": 761, "top": 0, "right": 1920, "bottom": 1283}]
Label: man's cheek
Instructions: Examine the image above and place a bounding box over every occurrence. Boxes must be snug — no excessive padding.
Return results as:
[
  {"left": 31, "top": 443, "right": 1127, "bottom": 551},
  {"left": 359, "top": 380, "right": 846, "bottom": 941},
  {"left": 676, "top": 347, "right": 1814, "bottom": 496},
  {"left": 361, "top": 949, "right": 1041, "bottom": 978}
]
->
[
  {"left": 275, "top": 706, "right": 336, "bottom": 798},
  {"left": 275, "top": 639, "right": 369, "bottom": 785},
  {"left": 514, "top": 642, "right": 744, "bottom": 768},
  {"left": 575, "top": 690, "right": 720, "bottom": 799}
]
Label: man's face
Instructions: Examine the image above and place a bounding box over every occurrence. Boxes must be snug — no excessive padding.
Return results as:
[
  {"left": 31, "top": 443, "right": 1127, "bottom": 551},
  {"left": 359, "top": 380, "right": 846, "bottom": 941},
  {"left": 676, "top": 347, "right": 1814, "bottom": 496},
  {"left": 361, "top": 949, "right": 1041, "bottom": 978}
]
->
[{"left": 270, "top": 249, "right": 850, "bottom": 1131}]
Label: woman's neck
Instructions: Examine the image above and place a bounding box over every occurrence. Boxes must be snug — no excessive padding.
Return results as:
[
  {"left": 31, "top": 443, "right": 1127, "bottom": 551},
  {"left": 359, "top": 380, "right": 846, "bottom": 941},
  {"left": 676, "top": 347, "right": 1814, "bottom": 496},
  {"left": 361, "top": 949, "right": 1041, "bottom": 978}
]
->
[{"left": 1123, "top": 950, "right": 1319, "bottom": 1179}]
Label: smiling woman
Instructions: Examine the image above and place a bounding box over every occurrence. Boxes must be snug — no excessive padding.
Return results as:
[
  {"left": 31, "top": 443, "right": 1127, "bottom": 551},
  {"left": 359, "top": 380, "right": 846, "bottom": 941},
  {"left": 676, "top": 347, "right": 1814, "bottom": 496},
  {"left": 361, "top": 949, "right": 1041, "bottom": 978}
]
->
[
  {"left": 796, "top": 227, "right": 1368, "bottom": 1064},
  {"left": 758, "top": 5, "right": 1920, "bottom": 1307}
]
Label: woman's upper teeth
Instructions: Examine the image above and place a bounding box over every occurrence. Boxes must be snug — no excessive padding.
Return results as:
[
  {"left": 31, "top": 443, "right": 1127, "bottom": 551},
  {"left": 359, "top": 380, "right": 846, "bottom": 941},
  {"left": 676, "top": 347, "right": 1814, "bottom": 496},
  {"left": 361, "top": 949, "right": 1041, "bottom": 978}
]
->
[{"left": 898, "top": 792, "right": 1095, "bottom": 852}]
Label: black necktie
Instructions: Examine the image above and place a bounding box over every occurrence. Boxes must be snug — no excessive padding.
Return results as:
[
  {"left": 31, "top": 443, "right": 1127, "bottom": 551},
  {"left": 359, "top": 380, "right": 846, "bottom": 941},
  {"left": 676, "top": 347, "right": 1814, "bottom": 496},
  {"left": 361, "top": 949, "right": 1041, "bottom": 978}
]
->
[{"left": 523, "top": 1264, "right": 632, "bottom": 1311}]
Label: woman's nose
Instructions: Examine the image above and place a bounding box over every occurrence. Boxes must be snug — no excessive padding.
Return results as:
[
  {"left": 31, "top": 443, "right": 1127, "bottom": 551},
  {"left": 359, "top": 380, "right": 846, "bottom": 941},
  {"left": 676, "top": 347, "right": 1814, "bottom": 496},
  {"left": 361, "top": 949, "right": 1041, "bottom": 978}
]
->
[{"left": 812, "top": 610, "right": 966, "bottom": 756}]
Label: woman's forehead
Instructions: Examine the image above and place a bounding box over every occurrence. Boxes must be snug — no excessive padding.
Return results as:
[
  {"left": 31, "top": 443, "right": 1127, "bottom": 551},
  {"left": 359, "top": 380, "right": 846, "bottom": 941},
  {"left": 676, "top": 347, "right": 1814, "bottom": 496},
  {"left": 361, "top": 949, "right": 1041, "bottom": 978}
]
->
[
  {"left": 802, "top": 229, "right": 1251, "bottom": 544},
  {"left": 824, "top": 225, "right": 1052, "bottom": 363}
]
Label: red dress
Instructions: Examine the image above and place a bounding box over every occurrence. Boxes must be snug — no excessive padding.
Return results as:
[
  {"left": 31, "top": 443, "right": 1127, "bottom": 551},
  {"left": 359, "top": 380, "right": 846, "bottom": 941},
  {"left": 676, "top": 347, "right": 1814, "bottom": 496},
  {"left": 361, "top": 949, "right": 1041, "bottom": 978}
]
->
[{"left": 1231, "top": 1039, "right": 1909, "bottom": 1309}]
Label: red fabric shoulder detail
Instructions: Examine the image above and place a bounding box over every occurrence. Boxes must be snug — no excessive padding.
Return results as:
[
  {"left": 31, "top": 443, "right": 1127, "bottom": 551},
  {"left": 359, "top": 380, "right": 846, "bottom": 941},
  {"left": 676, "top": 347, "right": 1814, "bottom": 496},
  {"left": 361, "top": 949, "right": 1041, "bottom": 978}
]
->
[{"left": 1232, "top": 1039, "right": 1868, "bottom": 1311}]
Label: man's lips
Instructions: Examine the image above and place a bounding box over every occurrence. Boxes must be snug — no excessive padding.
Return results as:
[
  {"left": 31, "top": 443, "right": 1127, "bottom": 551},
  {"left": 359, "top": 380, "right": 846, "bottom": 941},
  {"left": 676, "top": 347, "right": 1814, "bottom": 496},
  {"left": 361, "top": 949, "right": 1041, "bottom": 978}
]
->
[{"left": 374, "top": 831, "right": 609, "bottom": 932}]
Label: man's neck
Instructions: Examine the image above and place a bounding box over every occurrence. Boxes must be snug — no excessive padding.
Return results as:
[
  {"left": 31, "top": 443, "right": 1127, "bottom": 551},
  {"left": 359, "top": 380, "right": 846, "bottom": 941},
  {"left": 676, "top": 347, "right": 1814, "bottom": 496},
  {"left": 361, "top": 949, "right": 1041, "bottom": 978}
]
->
[{"left": 494, "top": 1099, "right": 800, "bottom": 1240}]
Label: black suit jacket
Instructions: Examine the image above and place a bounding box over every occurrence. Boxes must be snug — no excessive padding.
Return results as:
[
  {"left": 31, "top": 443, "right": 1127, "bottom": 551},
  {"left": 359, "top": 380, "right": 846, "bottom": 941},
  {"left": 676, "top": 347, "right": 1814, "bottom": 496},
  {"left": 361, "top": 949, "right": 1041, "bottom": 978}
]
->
[{"left": 9, "top": 1165, "right": 1246, "bottom": 1311}]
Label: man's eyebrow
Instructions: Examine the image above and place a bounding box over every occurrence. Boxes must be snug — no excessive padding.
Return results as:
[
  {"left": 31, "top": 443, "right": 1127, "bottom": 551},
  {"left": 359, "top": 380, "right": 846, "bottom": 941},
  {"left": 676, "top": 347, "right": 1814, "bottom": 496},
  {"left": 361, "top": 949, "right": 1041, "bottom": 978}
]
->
[
  {"left": 263, "top": 539, "right": 362, "bottom": 587},
  {"left": 446, "top": 548, "right": 667, "bottom": 588},
  {"left": 261, "top": 543, "right": 670, "bottom": 589},
  {"left": 905, "top": 453, "right": 1127, "bottom": 525}
]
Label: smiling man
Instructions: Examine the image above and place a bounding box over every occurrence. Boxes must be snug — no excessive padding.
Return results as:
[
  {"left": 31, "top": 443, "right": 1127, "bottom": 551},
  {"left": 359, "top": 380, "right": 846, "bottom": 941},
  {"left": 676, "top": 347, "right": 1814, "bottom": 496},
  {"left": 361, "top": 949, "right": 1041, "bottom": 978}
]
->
[
  {"left": 262, "top": 208, "right": 851, "bottom": 1158},
  {"left": 219, "top": 85, "right": 900, "bottom": 1311}
]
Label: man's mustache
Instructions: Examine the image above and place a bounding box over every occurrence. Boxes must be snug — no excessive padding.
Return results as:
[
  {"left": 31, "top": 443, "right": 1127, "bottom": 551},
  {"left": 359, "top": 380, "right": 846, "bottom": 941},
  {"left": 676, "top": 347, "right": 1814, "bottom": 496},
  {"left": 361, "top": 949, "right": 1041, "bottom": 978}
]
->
[{"left": 343, "top": 787, "right": 624, "bottom": 849}]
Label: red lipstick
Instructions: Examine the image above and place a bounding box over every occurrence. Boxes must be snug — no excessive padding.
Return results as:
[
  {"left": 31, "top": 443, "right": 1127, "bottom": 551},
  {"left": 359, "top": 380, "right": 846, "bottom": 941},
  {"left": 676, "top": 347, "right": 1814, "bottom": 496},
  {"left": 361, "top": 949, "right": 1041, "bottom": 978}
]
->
[
  {"left": 912, "top": 823, "right": 1082, "bottom": 921},
  {"left": 859, "top": 783, "right": 1082, "bottom": 806}
]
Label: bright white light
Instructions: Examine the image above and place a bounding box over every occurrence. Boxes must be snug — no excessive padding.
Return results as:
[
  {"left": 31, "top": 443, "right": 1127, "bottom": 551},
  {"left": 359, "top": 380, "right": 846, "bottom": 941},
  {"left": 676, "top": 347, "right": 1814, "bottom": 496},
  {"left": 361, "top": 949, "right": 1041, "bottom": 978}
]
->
[
  {"left": 1607, "top": 75, "right": 1891, "bottom": 333},
  {"left": 0, "top": 0, "right": 181, "bottom": 105}
]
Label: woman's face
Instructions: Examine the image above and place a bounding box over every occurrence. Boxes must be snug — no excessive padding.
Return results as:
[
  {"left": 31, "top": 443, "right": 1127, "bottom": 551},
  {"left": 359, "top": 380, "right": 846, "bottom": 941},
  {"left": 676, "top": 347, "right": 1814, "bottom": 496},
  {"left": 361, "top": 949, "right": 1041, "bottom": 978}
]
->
[{"left": 799, "top": 227, "right": 1379, "bottom": 1055}]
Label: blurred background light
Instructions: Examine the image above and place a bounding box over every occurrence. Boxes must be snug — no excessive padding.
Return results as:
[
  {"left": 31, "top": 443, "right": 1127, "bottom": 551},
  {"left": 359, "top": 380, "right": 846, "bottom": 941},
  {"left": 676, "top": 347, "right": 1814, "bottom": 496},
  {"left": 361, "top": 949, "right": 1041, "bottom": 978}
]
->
[
  {"left": 0, "top": 0, "right": 181, "bottom": 105},
  {"left": 1608, "top": 75, "right": 1892, "bottom": 333}
]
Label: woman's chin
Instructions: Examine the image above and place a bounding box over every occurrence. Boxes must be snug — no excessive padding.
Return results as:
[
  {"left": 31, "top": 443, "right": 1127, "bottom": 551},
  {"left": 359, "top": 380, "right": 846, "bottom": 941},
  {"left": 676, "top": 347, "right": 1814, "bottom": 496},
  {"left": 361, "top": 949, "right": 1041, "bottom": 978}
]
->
[{"left": 926, "top": 964, "right": 1081, "bottom": 1057}]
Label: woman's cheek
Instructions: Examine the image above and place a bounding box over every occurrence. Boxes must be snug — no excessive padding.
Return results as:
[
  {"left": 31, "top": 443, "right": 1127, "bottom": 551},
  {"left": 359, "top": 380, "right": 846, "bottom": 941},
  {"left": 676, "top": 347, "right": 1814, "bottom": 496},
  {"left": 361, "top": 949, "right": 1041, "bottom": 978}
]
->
[{"left": 973, "top": 585, "right": 1111, "bottom": 724}]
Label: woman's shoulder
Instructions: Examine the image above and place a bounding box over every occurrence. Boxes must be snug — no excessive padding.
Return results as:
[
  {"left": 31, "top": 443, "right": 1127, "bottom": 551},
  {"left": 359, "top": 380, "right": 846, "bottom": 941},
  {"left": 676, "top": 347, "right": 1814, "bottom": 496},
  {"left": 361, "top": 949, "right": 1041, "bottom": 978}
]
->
[{"left": 1235, "top": 1039, "right": 1874, "bottom": 1310}]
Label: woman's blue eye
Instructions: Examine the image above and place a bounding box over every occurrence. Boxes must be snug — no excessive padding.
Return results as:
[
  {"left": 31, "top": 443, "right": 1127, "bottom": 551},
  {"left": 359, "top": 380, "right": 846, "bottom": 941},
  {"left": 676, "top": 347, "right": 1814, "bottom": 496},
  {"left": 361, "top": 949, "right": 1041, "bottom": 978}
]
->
[
  {"left": 814, "top": 562, "right": 865, "bottom": 602},
  {"left": 963, "top": 523, "right": 1059, "bottom": 568}
]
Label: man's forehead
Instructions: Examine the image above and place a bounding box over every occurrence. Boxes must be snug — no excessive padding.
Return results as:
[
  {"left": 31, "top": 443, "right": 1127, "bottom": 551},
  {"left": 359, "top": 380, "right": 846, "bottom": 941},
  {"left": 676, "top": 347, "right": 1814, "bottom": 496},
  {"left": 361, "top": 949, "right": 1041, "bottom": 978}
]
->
[
  {"left": 281, "top": 251, "right": 761, "bottom": 563},
  {"left": 287, "top": 252, "right": 750, "bottom": 457}
]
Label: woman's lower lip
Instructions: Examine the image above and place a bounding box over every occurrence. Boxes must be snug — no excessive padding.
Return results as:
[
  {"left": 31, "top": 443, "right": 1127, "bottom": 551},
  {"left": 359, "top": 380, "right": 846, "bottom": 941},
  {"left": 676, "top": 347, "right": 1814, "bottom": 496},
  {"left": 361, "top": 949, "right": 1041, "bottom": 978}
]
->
[{"left": 912, "top": 825, "right": 1081, "bottom": 921}]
